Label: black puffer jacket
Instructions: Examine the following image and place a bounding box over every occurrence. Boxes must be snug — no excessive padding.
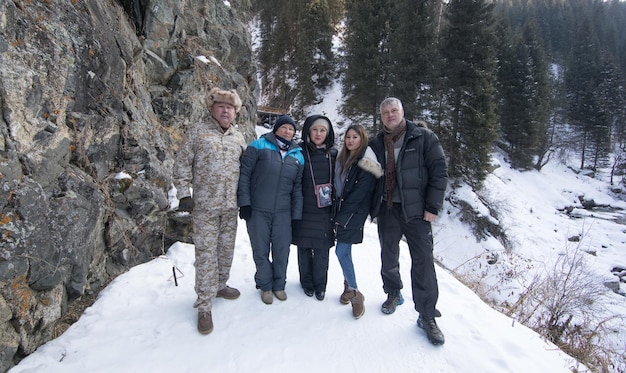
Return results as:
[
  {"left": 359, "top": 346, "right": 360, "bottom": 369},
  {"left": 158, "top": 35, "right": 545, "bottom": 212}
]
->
[
  {"left": 292, "top": 115, "right": 337, "bottom": 250},
  {"left": 369, "top": 120, "right": 448, "bottom": 222},
  {"left": 334, "top": 146, "right": 383, "bottom": 244}
]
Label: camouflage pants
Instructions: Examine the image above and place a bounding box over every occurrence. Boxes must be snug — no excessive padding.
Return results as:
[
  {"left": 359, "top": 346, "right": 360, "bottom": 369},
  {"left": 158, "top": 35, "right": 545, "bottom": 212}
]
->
[{"left": 192, "top": 209, "right": 238, "bottom": 313}]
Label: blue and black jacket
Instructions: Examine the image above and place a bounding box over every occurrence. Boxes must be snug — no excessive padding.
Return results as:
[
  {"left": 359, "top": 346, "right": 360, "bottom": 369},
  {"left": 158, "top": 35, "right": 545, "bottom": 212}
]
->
[{"left": 238, "top": 132, "right": 305, "bottom": 219}]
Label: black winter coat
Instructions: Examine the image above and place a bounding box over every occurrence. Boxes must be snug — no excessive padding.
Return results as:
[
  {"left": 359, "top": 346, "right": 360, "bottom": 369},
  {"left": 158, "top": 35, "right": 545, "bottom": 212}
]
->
[
  {"left": 369, "top": 120, "right": 448, "bottom": 222},
  {"left": 334, "top": 147, "right": 383, "bottom": 244},
  {"left": 291, "top": 115, "right": 337, "bottom": 250}
]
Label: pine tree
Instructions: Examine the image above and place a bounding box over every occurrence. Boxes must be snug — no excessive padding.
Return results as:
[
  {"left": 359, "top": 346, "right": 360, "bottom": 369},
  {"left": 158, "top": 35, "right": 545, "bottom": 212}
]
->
[
  {"left": 497, "top": 19, "right": 552, "bottom": 170},
  {"left": 340, "top": 0, "right": 390, "bottom": 131},
  {"left": 439, "top": 0, "right": 499, "bottom": 183},
  {"left": 596, "top": 52, "right": 626, "bottom": 145},
  {"left": 386, "top": 0, "right": 438, "bottom": 120},
  {"left": 523, "top": 20, "right": 553, "bottom": 171},
  {"left": 255, "top": 0, "right": 341, "bottom": 112},
  {"left": 497, "top": 22, "right": 533, "bottom": 169},
  {"left": 256, "top": 0, "right": 301, "bottom": 108},
  {"left": 565, "top": 16, "right": 604, "bottom": 171},
  {"left": 590, "top": 52, "right": 625, "bottom": 171}
]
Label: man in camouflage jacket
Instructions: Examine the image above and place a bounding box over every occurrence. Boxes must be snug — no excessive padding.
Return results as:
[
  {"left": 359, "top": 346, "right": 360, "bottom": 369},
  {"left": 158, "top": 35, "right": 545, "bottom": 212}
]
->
[{"left": 173, "top": 88, "right": 247, "bottom": 335}]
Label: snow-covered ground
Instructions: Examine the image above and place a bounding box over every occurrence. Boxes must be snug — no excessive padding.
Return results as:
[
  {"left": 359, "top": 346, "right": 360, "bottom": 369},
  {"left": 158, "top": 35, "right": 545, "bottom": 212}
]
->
[{"left": 8, "top": 220, "right": 586, "bottom": 373}]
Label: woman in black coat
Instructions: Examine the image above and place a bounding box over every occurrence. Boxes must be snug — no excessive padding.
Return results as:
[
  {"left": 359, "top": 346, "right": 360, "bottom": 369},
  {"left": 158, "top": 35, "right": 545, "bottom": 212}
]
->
[
  {"left": 292, "top": 115, "right": 337, "bottom": 300},
  {"left": 334, "top": 124, "right": 383, "bottom": 318}
]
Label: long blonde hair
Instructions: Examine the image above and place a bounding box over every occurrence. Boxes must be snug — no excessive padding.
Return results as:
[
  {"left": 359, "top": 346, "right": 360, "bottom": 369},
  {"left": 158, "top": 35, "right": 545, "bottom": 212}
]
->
[{"left": 338, "top": 124, "right": 368, "bottom": 176}]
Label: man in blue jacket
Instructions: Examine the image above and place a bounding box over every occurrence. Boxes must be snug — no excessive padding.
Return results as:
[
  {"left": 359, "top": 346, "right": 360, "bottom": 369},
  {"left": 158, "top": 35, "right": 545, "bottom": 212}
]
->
[
  {"left": 238, "top": 115, "right": 304, "bottom": 305},
  {"left": 369, "top": 97, "right": 448, "bottom": 345}
]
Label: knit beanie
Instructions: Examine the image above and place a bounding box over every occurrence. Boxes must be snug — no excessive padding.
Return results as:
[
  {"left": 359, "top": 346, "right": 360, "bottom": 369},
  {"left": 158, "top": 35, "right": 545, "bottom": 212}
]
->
[
  {"left": 206, "top": 87, "right": 242, "bottom": 113},
  {"left": 273, "top": 115, "right": 297, "bottom": 133},
  {"left": 309, "top": 118, "right": 330, "bottom": 132}
]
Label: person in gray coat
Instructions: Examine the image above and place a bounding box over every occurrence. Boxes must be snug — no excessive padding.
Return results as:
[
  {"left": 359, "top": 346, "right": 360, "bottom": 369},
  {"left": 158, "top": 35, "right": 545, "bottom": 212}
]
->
[{"left": 238, "top": 115, "right": 304, "bottom": 305}]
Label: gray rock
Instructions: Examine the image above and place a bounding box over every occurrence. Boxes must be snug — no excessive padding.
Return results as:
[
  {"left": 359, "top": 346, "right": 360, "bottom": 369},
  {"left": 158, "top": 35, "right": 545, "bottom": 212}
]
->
[
  {"left": 0, "top": 295, "right": 20, "bottom": 373},
  {"left": 0, "top": 0, "right": 255, "bottom": 368}
]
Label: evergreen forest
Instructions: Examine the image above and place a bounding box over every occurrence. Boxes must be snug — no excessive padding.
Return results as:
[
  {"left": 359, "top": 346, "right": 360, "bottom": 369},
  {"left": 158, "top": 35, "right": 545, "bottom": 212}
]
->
[{"left": 252, "top": 0, "right": 626, "bottom": 186}]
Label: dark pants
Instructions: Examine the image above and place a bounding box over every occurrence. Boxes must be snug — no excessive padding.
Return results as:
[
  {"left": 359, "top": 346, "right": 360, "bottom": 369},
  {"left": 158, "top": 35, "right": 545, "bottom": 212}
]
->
[
  {"left": 297, "top": 247, "right": 330, "bottom": 292},
  {"left": 378, "top": 203, "right": 440, "bottom": 318},
  {"left": 247, "top": 210, "right": 292, "bottom": 292}
]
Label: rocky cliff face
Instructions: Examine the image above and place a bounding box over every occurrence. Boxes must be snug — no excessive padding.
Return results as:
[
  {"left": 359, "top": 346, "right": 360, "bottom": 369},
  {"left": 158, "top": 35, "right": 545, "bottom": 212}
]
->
[{"left": 0, "top": 0, "right": 256, "bottom": 370}]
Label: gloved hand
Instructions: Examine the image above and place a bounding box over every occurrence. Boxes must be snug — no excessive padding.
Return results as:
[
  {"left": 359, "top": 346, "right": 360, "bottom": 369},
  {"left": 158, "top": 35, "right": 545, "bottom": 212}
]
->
[
  {"left": 178, "top": 196, "right": 194, "bottom": 212},
  {"left": 239, "top": 206, "right": 252, "bottom": 221}
]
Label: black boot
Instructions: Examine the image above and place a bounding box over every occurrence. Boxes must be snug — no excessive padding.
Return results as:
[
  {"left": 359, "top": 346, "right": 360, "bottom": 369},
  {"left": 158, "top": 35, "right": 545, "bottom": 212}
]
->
[
  {"left": 417, "top": 316, "right": 445, "bottom": 345},
  {"left": 381, "top": 291, "right": 404, "bottom": 315}
]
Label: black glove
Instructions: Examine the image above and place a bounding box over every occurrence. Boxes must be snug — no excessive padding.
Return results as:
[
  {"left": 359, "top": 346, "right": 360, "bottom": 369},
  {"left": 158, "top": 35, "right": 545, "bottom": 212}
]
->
[
  {"left": 178, "top": 196, "right": 194, "bottom": 212},
  {"left": 239, "top": 206, "right": 252, "bottom": 221}
]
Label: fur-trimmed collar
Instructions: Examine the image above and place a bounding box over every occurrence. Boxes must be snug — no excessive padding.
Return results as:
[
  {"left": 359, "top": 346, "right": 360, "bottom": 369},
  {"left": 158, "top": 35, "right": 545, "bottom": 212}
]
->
[{"left": 357, "top": 147, "right": 383, "bottom": 178}]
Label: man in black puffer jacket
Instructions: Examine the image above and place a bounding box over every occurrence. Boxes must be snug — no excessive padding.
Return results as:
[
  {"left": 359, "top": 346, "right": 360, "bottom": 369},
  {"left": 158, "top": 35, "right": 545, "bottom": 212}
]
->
[{"left": 369, "top": 97, "right": 448, "bottom": 346}]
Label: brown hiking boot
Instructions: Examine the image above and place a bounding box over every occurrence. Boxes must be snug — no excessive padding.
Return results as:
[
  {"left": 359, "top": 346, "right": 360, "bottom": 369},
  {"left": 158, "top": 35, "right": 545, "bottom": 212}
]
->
[
  {"left": 339, "top": 281, "right": 352, "bottom": 305},
  {"left": 261, "top": 290, "right": 273, "bottom": 304},
  {"left": 197, "top": 311, "right": 213, "bottom": 335},
  {"left": 350, "top": 290, "right": 365, "bottom": 319},
  {"left": 216, "top": 285, "right": 240, "bottom": 300}
]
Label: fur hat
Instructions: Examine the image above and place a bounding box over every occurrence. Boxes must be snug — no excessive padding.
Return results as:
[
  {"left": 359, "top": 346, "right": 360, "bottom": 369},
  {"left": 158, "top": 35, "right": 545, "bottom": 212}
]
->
[
  {"left": 206, "top": 87, "right": 242, "bottom": 113},
  {"left": 273, "top": 115, "right": 297, "bottom": 133}
]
